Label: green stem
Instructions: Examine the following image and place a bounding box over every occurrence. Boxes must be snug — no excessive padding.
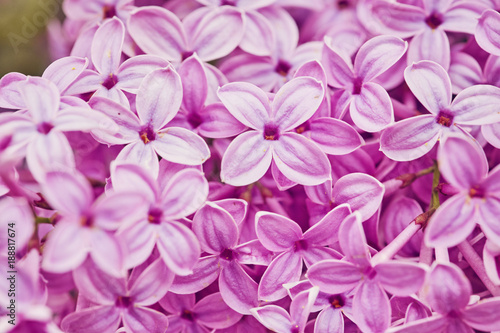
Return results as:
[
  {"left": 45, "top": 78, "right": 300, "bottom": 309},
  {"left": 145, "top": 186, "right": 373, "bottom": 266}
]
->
[{"left": 429, "top": 160, "right": 441, "bottom": 210}]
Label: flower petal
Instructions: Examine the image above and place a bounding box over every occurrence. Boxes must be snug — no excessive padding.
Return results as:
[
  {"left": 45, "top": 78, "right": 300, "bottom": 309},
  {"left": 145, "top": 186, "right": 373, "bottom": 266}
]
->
[
  {"left": 258, "top": 251, "right": 303, "bottom": 302},
  {"left": 89, "top": 230, "right": 126, "bottom": 278},
  {"left": 322, "top": 41, "right": 354, "bottom": 88},
  {"left": 314, "top": 306, "right": 344, "bottom": 333},
  {"left": 123, "top": 306, "right": 170, "bottom": 333},
  {"left": 375, "top": 262, "right": 427, "bottom": 296},
  {"left": 250, "top": 305, "right": 292, "bottom": 333},
  {"left": 42, "top": 56, "right": 88, "bottom": 93},
  {"left": 255, "top": 212, "right": 302, "bottom": 251},
  {"left": 219, "top": 261, "right": 259, "bottom": 314},
  {"left": 290, "top": 287, "right": 319, "bottom": 330},
  {"left": 476, "top": 9, "right": 500, "bottom": 56},
  {"left": 450, "top": 84, "right": 500, "bottom": 125},
  {"left": 129, "top": 258, "right": 173, "bottom": 306},
  {"left": 307, "top": 260, "right": 362, "bottom": 294},
  {"left": 463, "top": 298, "right": 500, "bottom": 331},
  {"left": 61, "top": 306, "right": 120, "bottom": 333},
  {"left": 91, "top": 17, "right": 124, "bottom": 75},
  {"left": 170, "top": 256, "right": 221, "bottom": 294},
  {"left": 303, "top": 204, "right": 351, "bottom": 246},
  {"left": 153, "top": 127, "right": 210, "bottom": 166},
  {"left": 178, "top": 54, "right": 207, "bottom": 114},
  {"left": 478, "top": 197, "right": 500, "bottom": 246},
  {"left": 309, "top": 117, "right": 363, "bottom": 155},
  {"left": 116, "top": 55, "right": 170, "bottom": 94},
  {"left": 338, "top": 212, "right": 371, "bottom": 267},
  {"left": 116, "top": 141, "right": 159, "bottom": 177},
  {"left": 20, "top": 77, "right": 60, "bottom": 123},
  {"left": 194, "top": 292, "right": 243, "bottom": 329},
  {"left": 370, "top": 1, "right": 426, "bottom": 38},
  {"left": 353, "top": 281, "right": 390, "bottom": 333},
  {"left": 239, "top": 10, "right": 274, "bottom": 57},
  {"left": 198, "top": 102, "right": 248, "bottom": 138},
  {"left": 350, "top": 82, "right": 394, "bottom": 132},
  {"left": 408, "top": 29, "right": 450, "bottom": 70}
]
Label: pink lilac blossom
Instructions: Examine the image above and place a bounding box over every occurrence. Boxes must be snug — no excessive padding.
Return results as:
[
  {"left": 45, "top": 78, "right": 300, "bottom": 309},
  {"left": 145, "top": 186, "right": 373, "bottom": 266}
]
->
[{"left": 2, "top": 0, "right": 500, "bottom": 332}]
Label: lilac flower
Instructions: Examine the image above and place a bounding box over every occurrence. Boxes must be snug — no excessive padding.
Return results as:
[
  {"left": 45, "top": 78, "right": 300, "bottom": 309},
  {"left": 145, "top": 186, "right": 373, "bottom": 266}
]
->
[
  {"left": 217, "top": 76, "right": 330, "bottom": 186},
  {"left": 380, "top": 60, "right": 500, "bottom": 161},
  {"left": 128, "top": 5, "right": 244, "bottom": 64},
  {"left": 387, "top": 262, "right": 500, "bottom": 332},
  {"left": 90, "top": 66, "right": 210, "bottom": 177},
  {"left": 65, "top": 17, "right": 170, "bottom": 106},
  {"left": 255, "top": 204, "right": 350, "bottom": 301},
  {"left": 170, "top": 201, "right": 273, "bottom": 314},
  {"left": 111, "top": 162, "right": 208, "bottom": 274},
  {"left": 425, "top": 134, "right": 500, "bottom": 247},
  {"left": 476, "top": 9, "right": 500, "bottom": 56},
  {"left": 160, "top": 292, "right": 242, "bottom": 332},
  {"left": 61, "top": 257, "right": 171, "bottom": 333},
  {"left": 0, "top": 197, "right": 34, "bottom": 254},
  {"left": 370, "top": 0, "right": 488, "bottom": 69},
  {"left": 324, "top": 35, "right": 407, "bottom": 132},
  {"left": 307, "top": 212, "right": 427, "bottom": 333}
]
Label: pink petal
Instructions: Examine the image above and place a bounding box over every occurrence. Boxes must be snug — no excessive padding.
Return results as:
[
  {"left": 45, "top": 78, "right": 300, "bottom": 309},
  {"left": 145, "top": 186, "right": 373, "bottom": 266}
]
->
[
  {"left": 272, "top": 77, "right": 324, "bottom": 131},
  {"left": 350, "top": 82, "right": 394, "bottom": 132},
  {"left": 20, "top": 77, "right": 60, "bottom": 123},
  {"left": 61, "top": 306, "right": 120, "bottom": 333},
  {"left": 370, "top": 1, "right": 426, "bottom": 38},
  {"left": 333, "top": 173, "right": 384, "bottom": 222},
  {"left": 303, "top": 204, "right": 351, "bottom": 245},
  {"left": 42, "top": 56, "right": 88, "bottom": 93},
  {"left": 375, "top": 262, "right": 427, "bottom": 296},
  {"left": 64, "top": 69, "right": 102, "bottom": 96},
  {"left": 354, "top": 35, "right": 407, "bottom": 82},
  {"left": 408, "top": 29, "right": 450, "bottom": 70},
  {"left": 482, "top": 122, "right": 500, "bottom": 148},
  {"left": 271, "top": 160, "right": 298, "bottom": 191},
  {"left": 239, "top": 10, "right": 274, "bottom": 56},
  {"left": 130, "top": 258, "right": 173, "bottom": 306},
  {"left": 159, "top": 292, "right": 195, "bottom": 314},
  {"left": 338, "top": 212, "right": 371, "bottom": 267},
  {"left": 307, "top": 260, "right": 362, "bottom": 294},
  {"left": 128, "top": 7, "right": 187, "bottom": 62},
  {"left": 476, "top": 9, "right": 500, "bottom": 56},
  {"left": 449, "top": 52, "right": 483, "bottom": 94},
  {"left": 193, "top": 202, "right": 239, "bottom": 254},
  {"left": 0, "top": 72, "right": 27, "bottom": 109},
  {"left": 258, "top": 251, "right": 302, "bottom": 302},
  {"left": 330, "top": 89, "right": 353, "bottom": 119},
  {"left": 137, "top": 67, "right": 183, "bottom": 130},
  {"left": 157, "top": 221, "right": 201, "bottom": 275},
  {"left": 91, "top": 17, "right": 124, "bottom": 75},
  {"left": 255, "top": 212, "right": 302, "bottom": 251},
  {"left": 198, "top": 102, "right": 248, "bottom": 138},
  {"left": 386, "top": 315, "right": 448, "bottom": 333},
  {"left": 123, "top": 306, "right": 170, "bottom": 333},
  {"left": 93, "top": 192, "right": 148, "bottom": 231},
  {"left": 178, "top": 54, "right": 208, "bottom": 114},
  {"left": 260, "top": 6, "right": 298, "bottom": 57},
  {"left": 442, "top": 1, "right": 488, "bottom": 33},
  {"left": 380, "top": 115, "right": 441, "bottom": 161},
  {"left": 194, "top": 292, "right": 243, "bottom": 329},
  {"left": 153, "top": 126, "right": 210, "bottom": 165},
  {"left": 217, "top": 82, "right": 271, "bottom": 130},
  {"left": 322, "top": 41, "right": 354, "bottom": 88},
  {"left": 42, "top": 170, "right": 92, "bottom": 216},
  {"left": 54, "top": 108, "right": 118, "bottom": 134},
  {"left": 404, "top": 60, "right": 452, "bottom": 114},
  {"left": 214, "top": 198, "right": 248, "bottom": 226},
  {"left": 170, "top": 255, "right": 221, "bottom": 294},
  {"left": 293, "top": 60, "right": 327, "bottom": 87},
  {"left": 302, "top": 246, "right": 343, "bottom": 267},
  {"left": 250, "top": 305, "right": 292, "bottom": 332},
  {"left": 425, "top": 194, "right": 477, "bottom": 248},
  {"left": 118, "top": 221, "right": 157, "bottom": 269},
  {"left": 290, "top": 287, "right": 319, "bottom": 330},
  {"left": 478, "top": 197, "right": 500, "bottom": 245},
  {"left": 450, "top": 85, "right": 500, "bottom": 125},
  {"left": 438, "top": 135, "right": 488, "bottom": 190},
  {"left": 219, "top": 54, "right": 277, "bottom": 92},
  {"left": 304, "top": 180, "right": 332, "bottom": 205},
  {"left": 273, "top": 132, "right": 331, "bottom": 186},
  {"left": 219, "top": 261, "right": 259, "bottom": 314},
  {"left": 89, "top": 230, "right": 126, "bottom": 278},
  {"left": 308, "top": 117, "right": 363, "bottom": 155},
  {"left": 111, "top": 163, "right": 158, "bottom": 202},
  {"left": 463, "top": 298, "right": 500, "bottom": 331},
  {"left": 116, "top": 141, "right": 160, "bottom": 177},
  {"left": 220, "top": 131, "right": 272, "bottom": 186},
  {"left": 116, "top": 55, "right": 170, "bottom": 94},
  {"left": 315, "top": 306, "right": 344, "bottom": 333},
  {"left": 234, "top": 240, "right": 274, "bottom": 266},
  {"left": 353, "top": 281, "right": 390, "bottom": 333}
]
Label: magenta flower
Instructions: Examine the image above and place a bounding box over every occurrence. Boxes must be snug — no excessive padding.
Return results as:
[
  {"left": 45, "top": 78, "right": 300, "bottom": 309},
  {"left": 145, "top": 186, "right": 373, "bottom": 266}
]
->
[
  {"left": 160, "top": 292, "right": 242, "bottom": 332},
  {"left": 324, "top": 35, "right": 407, "bottom": 132},
  {"left": 90, "top": 66, "right": 210, "bottom": 177},
  {"left": 425, "top": 134, "right": 500, "bottom": 247},
  {"left": 370, "top": 0, "right": 487, "bottom": 69},
  {"left": 387, "top": 263, "right": 500, "bottom": 333},
  {"left": 61, "top": 257, "right": 171, "bottom": 333},
  {"left": 381, "top": 60, "right": 500, "bottom": 161},
  {"left": 218, "top": 76, "right": 330, "bottom": 186},
  {"left": 255, "top": 204, "right": 351, "bottom": 302},
  {"left": 307, "top": 212, "right": 427, "bottom": 333},
  {"left": 111, "top": 162, "right": 208, "bottom": 274}
]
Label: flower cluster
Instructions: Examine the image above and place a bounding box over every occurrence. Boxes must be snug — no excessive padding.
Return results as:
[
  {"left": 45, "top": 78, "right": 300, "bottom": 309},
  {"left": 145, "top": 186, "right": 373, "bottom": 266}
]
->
[{"left": 2, "top": 0, "right": 500, "bottom": 332}]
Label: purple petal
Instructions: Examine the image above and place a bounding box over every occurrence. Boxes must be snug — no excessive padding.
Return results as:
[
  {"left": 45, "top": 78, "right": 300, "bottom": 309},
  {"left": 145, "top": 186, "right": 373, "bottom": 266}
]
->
[
  {"left": 408, "top": 29, "right": 450, "bottom": 70},
  {"left": 375, "top": 262, "right": 427, "bottom": 296},
  {"left": 380, "top": 115, "right": 440, "bottom": 161},
  {"left": 219, "top": 261, "right": 259, "bottom": 314},
  {"left": 198, "top": 102, "right": 248, "bottom": 138},
  {"left": 309, "top": 117, "right": 363, "bottom": 155},
  {"left": 129, "top": 258, "right": 173, "bottom": 306},
  {"left": 42, "top": 56, "right": 88, "bottom": 93},
  {"left": 217, "top": 82, "right": 271, "bottom": 130},
  {"left": 293, "top": 60, "right": 327, "bottom": 87},
  {"left": 271, "top": 160, "right": 298, "bottom": 191},
  {"left": 307, "top": 260, "right": 362, "bottom": 294},
  {"left": 322, "top": 41, "right": 354, "bottom": 88},
  {"left": 476, "top": 9, "right": 500, "bottom": 56},
  {"left": 194, "top": 292, "right": 243, "bottom": 329},
  {"left": 303, "top": 204, "right": 351, "bottom": 245},
  {"left": 354, "top": 35, "right": 407, "bottom": 82},
  {"left": 170, "top": 255, "right": 220, "bottom": 294},
  {"left": 89, "top": 230, "right": 126, "bottom": 278},
  {"left": 438, "top": 135, "right": 488, "bottom": 190},
  {"left": 272, "top": 77, "right": 324, "bottom": 131},
  {"left": 137, "top": 67, "right": 183, "bottom": 130},
  {"left": 219, "top": 54, "right": 276, "bottom": 91},
  {"left": 250, "top": 305, "right": 292, "bottom": 332},
  {"left": 350, "top": 82, "right": 394, "bottom": 132},
  {"left": 482, "top": 122, "right": 500, "bottom": 148},
  {"left": 370, "top": 1, "right": 426, "bottom": 38},
  {"left": 258, "top": 251, "right": 303, "bottom": 302},
  {"left": 220, "top": 131, "right": 272, "bottom": 186},
  {"left": 290, "top": 287, "right": 319, "bottom": 330},
  {"left": 156, "top": 221, "right": 201, "bottom": 275},
  {"left": 304, "top": 180, "right": 332, "bottom": 205},
  {"left": 386, "top": 315, "right": 448, "bottom": 333},
  {"left": 159, "top": 292, "right": 195, "bottom": 314},
  {"left": 20, "top": 77, "right": 59, "bottom": 123},
  {"left": 213, "top": 199, "right": 247, "bottom": 226},
  {"left": 404, "top": 60, "right": 451, "bottom": 114},
  {"left": 338, "top": 212, "right": 371, "bottom": 267},
  {"left": 239, "top": 10, "right": 274, "bottom": 56},
  {"left": 424, "top": 263, "right": 471, "bottom": 314},
  {"left": 333, "top": 173, "right": 384, "bottom": 222},
  {"left": 234, "top": 240, "right": 275, "bottom": 266},
  {"left": 353, "top": 281, "right": 390, "bottom": 333},
  {"left": 193, "top": 202, "right": 239, "bottom": 254},
  {"left": 42, "top": 170, "right": 92, "bottom": 215},
  {"left": 478, "top": 197, "right": 500, "bottom": 245},
  {"left": 122, "top": 306, "right": 170, "bottom": 333},
  {"left": 128, "top": 7, "right": 187, "bottom": 62},
  {"left": 117, "top": 222, "right": 157, "bottom": 269},
  {"left": 449, "top": 52, "right": 483, "bottom": 94},
  {"left": 111, "top": 163, "right": 158, "bottom": 201},
  {"left": 61, "top": 306, "right": 120, "bottom": 333},
  {"left": 260, "top": 6, "right": 298, "bottom": 57},
  {"left": 178, "top": 54, "right": 207, "bottom": 114},
  {"left": 116, "top": 55, "right": 170, "bottom": 94},
  {"left": 255, "top": 212, "right": 302, "bottom": 251},
  {"left": 92, "top": 192, "right": 148, "bottom": 230},
  {"left": 273, "top": 132, "right": 331, "bottom": 186},
  {"left": 463, "top": 298, "right": 500, "bottom": 331},
  {"left": 330, "top": 89, "right": 353, "bottom": 119},
  {"left": 116, "top": 141, "right": 160, "bottom": 177},
  {"left": 315, "top": 306, "right": 344, "bottom": 333},
  {"left": 64, "top": 69, "right": 101, "bottom": 96},
  {"left": 0, "top": 72, "right": 26, "bottom": 109},
  {"left": 153, "top": 126, "right": 210, "bottom": 165},
  {"left": 450, "top": 85, "right": 500, "bottom": 125},
  {"left": 425, "top": 194, "right": 477, "bottom": 248},
  {"left": 302, "top": 246, "right": 343, "bottom": 267},
  {"left": 91, "top": 17, "right": 124, "bottom": 75}
]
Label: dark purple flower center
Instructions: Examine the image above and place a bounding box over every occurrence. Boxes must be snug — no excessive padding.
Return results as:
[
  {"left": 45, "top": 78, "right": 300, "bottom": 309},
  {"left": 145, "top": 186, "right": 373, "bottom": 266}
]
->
[
  {"left": 446, "top": 310, "right": 462, "bottom": 319},
  {"left": 275, "top": 60, "right": 292, "bottom": 77},
  {"left": 469, "top": 186, "right": 485, "bottom": 198},
  {"left": 181, "top": 51, "right": 194, "bottom": 61},
  {"left": 352, "top": 77, "right": 363, "bottom": 95},
  {"left": 220, "top": 248, "right": 234, "bottom": 261},
  {"left": 221, "top": 0, "right": 237, "bottom": 5},
  {"left": 295, "top": 121, "right": 311, "bottom": 134},
  {"left": 328, "top": 294, "right": 346, "bottom": 308},
  {"left": 102, "top": 74, "right": 118, "bottom": 90},
  {"left": 139, "top": 125, "right": 156, "bottom": 144},
  {"left": 147, "top": 207, "right": 163, "bottom": 224},
  {"left": 337, "top": 0, "right": 350, "bottom": 9},
  {"left": 294, "top": 239, "right": 308, "bottom": 252},
  {"left": 103, "top": 5, "right": 117, "bottom": 19},
  {"left": 37, "top": 122, "right": 54, "bottom": 134},
  {"left": 115, "top": 296, "right": 132, "bottom": 308},
  {"left": 436, "top": 110, "right": 454, "bottom": 127},
  {"left": 364, "top": 267, "right": 377, "bottom": 280},
  {"left": 425, "top": 12, "right": 444, "bottom": 29},
  {"left": 181, "top": 309, "right": 195, "bottom": 321},
  {"left": 0, "top": 135, "right": 12, "bottom": 151},
  {"left": 187, "top": 112, "right": 203, "bottom": 129},
  {"left": 80, "top": 215, "right": 94, "bottom": 227},
  {"left": 263, "top": 124, "right": 280, "bottom": 140}
]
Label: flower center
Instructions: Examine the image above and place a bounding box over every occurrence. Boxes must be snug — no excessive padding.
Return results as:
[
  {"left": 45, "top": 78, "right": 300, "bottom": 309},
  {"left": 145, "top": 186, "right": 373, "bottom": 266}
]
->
[
  {"left": 103, "top": 5, "right": 117, "bottom": 19},
  {"left": 436, "top": 111, "right": 454, "bottom": 127},
  {"left": 181, "top": 309, "right": 195, "bottom": 321},
  {"left": 337, "top": 0, "right": 350, "bottom": 9},
  {"left": 294, "top": 239, "right": 308, "bottom": 252},
  {"left": 80, "top": 215, "right": 94, "bottom": 227},
  {"left": 328, "top": 294, "right": 346, "bottom": 308},
  {"left": 220, "top": 248, "right": 234, "bottom": 261},
  {"left": 115, "top": 296, "right": 132, "bottom": 308},
  {"left": 221, "top": 0, "right": 237, "bottom": 5},
  {"left": 469, "top": 186, "right": 485, "bottom": 198},
  {"left": 275, "top": 60, "right": 291, "bottom": 77},
  {"left": 295, "top": 121, "right": 311, "bottom": 134},
  {"left": 181, "top": 51, "right": 194, "bottom": 61},
  {"left": 263, "top": 124, "right": 280, "bottom": 140},
  {"left": 352, "top": 77, "right": 363, "bottom": 95},
  {"left": 102, "top": 73, "right": 118, "bottom": 90},
  {"left": 187, "top": 112, "right": 203, "bottom": 129},
  {"left": 36, "top": 122, "right": 54, "bottom": 134},
  {"left": 425, "top": 12, "right": 444, "bottom": 29},
  {"left": 139, "top": 126, "right": 156, "bottom": 144},
  {"left": 147, "top": 207, "right": 163, "bottom": 224}
]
